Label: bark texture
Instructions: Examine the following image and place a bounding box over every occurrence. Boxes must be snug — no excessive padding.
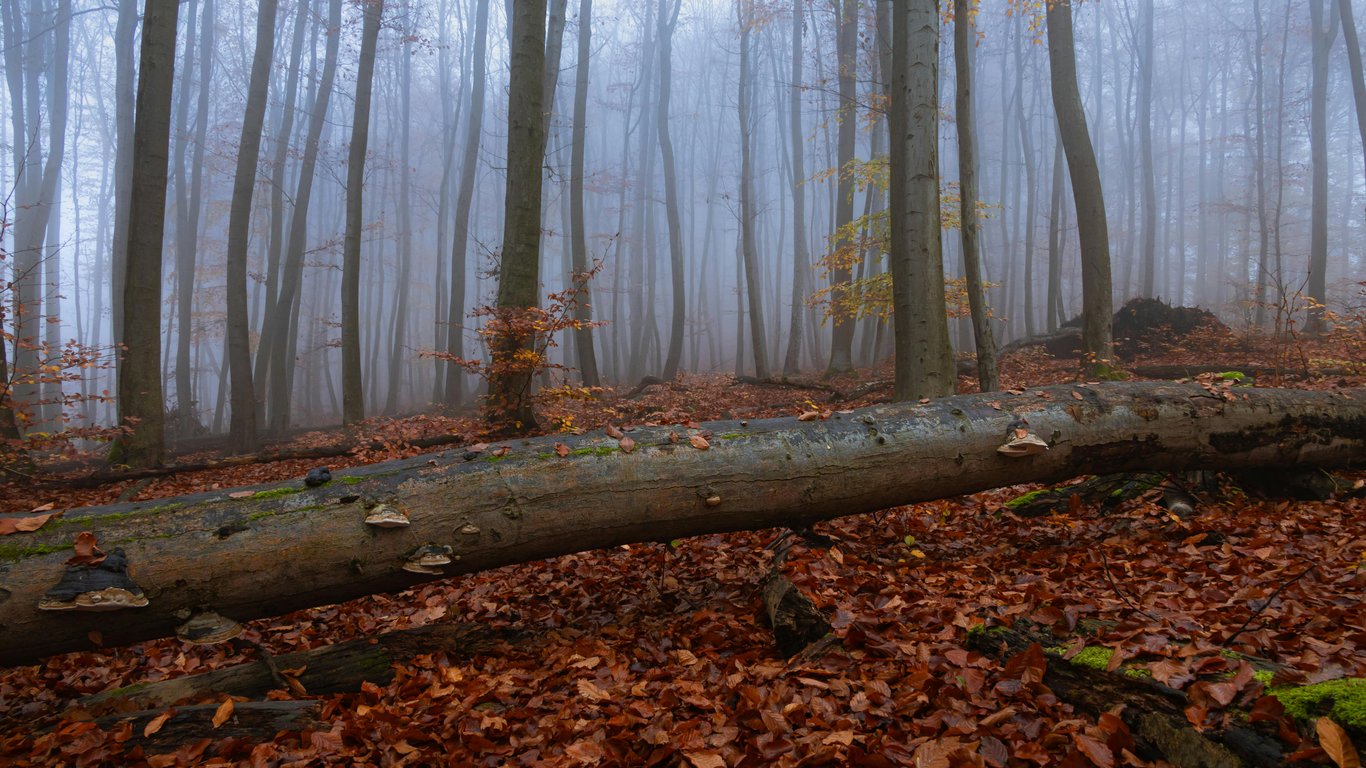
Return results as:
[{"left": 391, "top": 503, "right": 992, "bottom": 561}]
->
[{"left": 0, "top": 382, "right": 1362, "bottom": 666}]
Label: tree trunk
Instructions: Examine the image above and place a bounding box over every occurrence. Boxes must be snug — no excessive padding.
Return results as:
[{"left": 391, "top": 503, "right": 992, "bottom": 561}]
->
[
  {"left": 825, "top": 0, "right": 858, "bottom": 376},
  {"left": 257, "top": 0, "right": 342, "bottom": 435},
  {"left": 737, "top": 0, "right": 769, "bottom": 379},
  {"left": 783, "top": 0, "right": 808, "bottom": 378},
  {"left": 444, "top": 0, "right": 491, "bottom": 406},
  {"left": 2, "top": 382, "right": 1361, "bottom": 666},
  {"left": 341, "top": 0, "right": 383, "bottom": 426},
  {"left": 109, "top": 0, "right": 137, "bottom": 385},
  {"left": 1137, "top": 0, "right": 1157, "bottom": 299},
  {"left": 1046, "top": 0, "right": 1114, "bottom": 374},
  {"left": 385, "top": 31, "right": 414, "bottom": 416},
  {"left": 487, "top": 0, "right": 548, "bottom": 431},
  {"left": 889, "top": 0, "right": 954, "bottom": 401},
  {"left": 953, "top": 0, "right": 999, "bottom": 393},
  {"left": 225, "top": 0, "right": 279, "bottom": 453},
  {"left": 568, "top": 0, "right": 601, "bottom": 388},
  {"left": 1307, "top": 0, "right": 1338, "bottom": 335},
  {"left": 1339, "top": 0, "right": 1366, "bottom": 190},
  {"left": 657, "top": 0, "right": 686, "bottom": 381},
  {"left": 115, "top": 0, "right": 180, "bottom": 468}
]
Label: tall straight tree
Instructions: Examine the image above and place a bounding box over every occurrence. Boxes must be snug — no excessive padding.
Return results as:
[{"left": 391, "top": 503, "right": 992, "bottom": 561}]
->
[
  {"left": 569, "top": 0, "right": 601, "bottom": 387},
  {"left": 258, "top": 0, "right": 342, "bottom": 434},
  {"left": 110, "top": 0, "right": 137, "bottom": 382},
  {"left": 952, "top": 0, "right": 998, "bottom": 392},
  {"left": 737, "top": 0, "right": 770, "bottom": 379},
  {"left": 1046, "top": 0, "right": 1113, "bottom": 372},
  {"left": 888, "top": 0, "right": 953, "bottom": 401},
  {"left": 116, "top": 0, "right": 180, "bottom": 467},
  {"left": 1339, "top": 0, "right": 1366, "bottom": 185},
  {"left": 783, "top": 0, "right": 808, "bottom": 377},
  {"left": 342, "top": 0, "right": 384, "bottom": 425},
  {"left": 1136, "top": 0, "right": 1157, "bottom": 298},
  {"left": 445, "top": 0, "right": 491, "bottom": 405},
  {"left": 1307, "top": 0, "right": 1338, "bottom": 335},
  {"left": 488, "top": 0, "right": 548, "bottom": 431},
  {"left": 826, "top": 0, "right": 858, "bottom": 376},
  {"left": 657, "top": 0, "right": 686, "bottom": 380},
  {"left": 224, "top": 0, "right": 279, "bottom": 453}
]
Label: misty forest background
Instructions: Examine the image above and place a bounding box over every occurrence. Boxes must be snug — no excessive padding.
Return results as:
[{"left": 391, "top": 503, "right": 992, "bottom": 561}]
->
[{"left": 1, "top": 0, "right": 1363, "bottom": 465}]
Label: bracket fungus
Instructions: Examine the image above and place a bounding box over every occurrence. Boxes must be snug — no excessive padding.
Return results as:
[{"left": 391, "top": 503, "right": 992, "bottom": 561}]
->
[
  {"left": 997, "top": 419, "right": 1049, "bottom": 458},
  {"left": 402, "top": 543, "right": 454, "bottom": 575},
  {"left": 175, "top": 610, "right": 244, "bottom": 645},
  {"left": 38, "top": 549, "right": 149, "bottom": 612},
  {"left": 364, "top": 503, "right": 410, "bottom": 528}
]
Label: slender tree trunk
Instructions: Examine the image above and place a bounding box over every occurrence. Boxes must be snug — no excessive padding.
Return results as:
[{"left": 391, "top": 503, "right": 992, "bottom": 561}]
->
[
  {"left": 488, "top": 0, "right": 548, "bottom": 431},
  {"left": 953, "top": 0, "right": 998, "bottom": 392},
  {"left": 657, "top": 0, "right": 686, "bottom": 380},
  {"left": 1046, "top": 0, "right": 1114, "bottom": 372},
  {"left": 825, "top": 0, "right": 858, "bottom": 376},
  {"left": 263, "top": 0, "right": 310, "bottom": 363},
  {"left": 116, "top": 0, "right": 181, "bottom": 467},
  {"left": 341, "top": 0, "right": 383, "bottom": 426},
  {"left": 737, "top": 0, "right": 770, "bottom": 379},
  {"left": 110, "top": 0, "right": 137, "bottom": 382},
  {"left": 385, "top": 35, "right": 414, "bottom": 415},
  {"left": 258, "top": 0, "right": 342, "bottom": 434},
  {"left": 569, "top": 0, "right": 601, "bottom": 388},
  {"left": 445, "top": 0, "right": 491, "bottom": 406},
  {"left": 1137, "top": 0, "right": 1157, "bottom": 298},
  {"left": 1307, "top": 0, "right": 1338, "bottom": 335},
  {"left": 1253, "top": 0, "right": 1271, "bottom": 328},
  {"left": 782, "top": 0, "right": 808, "bottom": 377},
  {"left": 1340, "top": 0, "right": 1366, "bottom": 191},
  {"left": 889, "top": 0, "right": 954, "bottom": 401},
  {"left": 224, "top": 0, "right": 279, "bottom": 452}
]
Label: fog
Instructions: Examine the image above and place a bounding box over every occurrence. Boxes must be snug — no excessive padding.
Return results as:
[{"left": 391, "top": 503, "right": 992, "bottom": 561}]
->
[{"left": 2, "top": 0, "right": 1362, "bottom": 440}]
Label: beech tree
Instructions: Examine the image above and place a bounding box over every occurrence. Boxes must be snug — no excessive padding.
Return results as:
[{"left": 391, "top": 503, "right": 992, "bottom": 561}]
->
[{"left": 115, "top": 0, "right": 180, "bottom": 468}]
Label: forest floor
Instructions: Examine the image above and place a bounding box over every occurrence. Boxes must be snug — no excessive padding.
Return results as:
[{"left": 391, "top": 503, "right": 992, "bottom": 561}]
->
[{"left": 0, "top": 321, "right": 1364, "bottom": 767}]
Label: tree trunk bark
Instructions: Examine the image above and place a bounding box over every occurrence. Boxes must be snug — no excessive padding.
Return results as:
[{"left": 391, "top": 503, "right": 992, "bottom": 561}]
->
[
  {"left": 782, "top": 0, "right": 807, "bottom": 378},
  {"left": 340, "top": 0, "right": 383, "bottom": 426},
  {"left": 737, "top": 0, "right": 770, "bottom": 379},
  {"left": 115, "top": 0, "right": 180, "bottom": 468},
  {"left": 1307, "top": 0, "right": 1338, "bottom": 335},
  {"left": 487, "top": 0, "right": 548, "bottom": 431},
  {"left": 1, "top": 382, "right": 1362, "bottom": 666},
  {"left": 1046, "top": 0, "right": 1114, "bottom": 374},
  {"left": 657, "top": 0, "right": 686, "bottom": 381},
  {"left": 889, "top": 0, "right": 955, "bottom": 401},
  {"left": 224, "top": 0, "right": 279, "bottom": 453},
  {"left": 569, "top": 0, "right": 601, "bottom": 388},
  {"left": 953, "top": 0, "right": 999, "bottom": 393},
  {"left": 825, "top": 0, "right": 858, "bottom": 377}
]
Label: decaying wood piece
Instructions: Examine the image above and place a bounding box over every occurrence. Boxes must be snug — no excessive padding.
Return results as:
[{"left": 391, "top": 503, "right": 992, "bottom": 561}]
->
[
  {"left": 0, "top": 382, "right": 1362, "bottom": 666},
  {"left": 78, "top": 622, "right": 516, "bottom": 714},
  {"left": 88, "top": 700, "right": 321, "bottom": 751},
  {"left": 970, "top": 626, "right": 1282, "bottom": 768},
  {"left": 761, "top": 530, "right": 831, "bottom": 656}
]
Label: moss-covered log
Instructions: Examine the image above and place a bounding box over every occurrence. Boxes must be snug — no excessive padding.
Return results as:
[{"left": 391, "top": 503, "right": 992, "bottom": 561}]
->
[{"left": 1, "top": 382, "right": 1363, "bottom": 666}]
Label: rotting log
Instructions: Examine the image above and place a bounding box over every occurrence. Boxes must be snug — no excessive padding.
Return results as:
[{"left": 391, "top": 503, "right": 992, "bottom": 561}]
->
[
  {"left": 77, "top": 622, "right": 517, "bottom": 715},
  {"left": 0, "top": 382, "right": 1363, "bottom": 667},
  {"left": 87, "top": 701, "right": 322, "bottom": 751}
]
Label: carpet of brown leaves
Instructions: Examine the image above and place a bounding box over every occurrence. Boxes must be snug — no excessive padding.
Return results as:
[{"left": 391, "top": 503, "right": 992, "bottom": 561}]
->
[{"left": 0, "top": 331, "right": 1363, "bottom": 767}]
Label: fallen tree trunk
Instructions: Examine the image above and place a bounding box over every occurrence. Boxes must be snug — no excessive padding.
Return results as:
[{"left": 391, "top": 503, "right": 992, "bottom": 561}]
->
[{"left": 0, "top": 382, "right": 1362, "bottom": 666}]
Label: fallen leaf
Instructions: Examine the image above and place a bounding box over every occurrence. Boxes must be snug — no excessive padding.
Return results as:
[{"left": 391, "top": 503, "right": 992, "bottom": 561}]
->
[
  {"left": 980, "top": 706, "right": 1016, "bottom": 727},
  {"left": 605, "top": 425, "right": 624, "bottom": 439},
  {"left": 0, "top": 511, "right": 55, "bottom": 535},
  {"left": 619, "top": 436, "right": 636, "bottom": 454},
  {"left": 211, "top": 699, "right": 234, "bottom": 728},
  {"left": 31, "top": 502, "right": 54, "bottom": 512},
  {"left": 87, "top": 630, "right": 103, "bottom": 647},
  {"left": 684, "top": 752, "right": 727, "bottom": 768},
  {"left": 690, "top": 435, "right": 710, "bottom": 450},
  {"left": 490, "top": 446, "right": 510, "bottom": 457},
  {"left": 919, "top": 398, "right": 931, "bottom": 404},
  {"left": 1317, "top": 717, "right": 1361, "bottom": 768},
  {"left": 576, "top": 679, "right": 610, "bottom": 702},
  {"left": 144, "top": 710, "right": 173, "bottom": 737},
  {"left": 1072, "top": 390, "right": 1084, "bottom": 400},
  {"left": 554, "top": 442, "right": 570, "bottom": 457},
  {"left": 228, "top": 491, "right": 254, "bottom": 499},
  {"left": 822, "top": 730, "right": 855, "bottom": 746},
  {"left": 468, "top": 442, "right": 489, "bottom": 452},
  {"left": 67, "top": 531, "right": 106, "bottom": 566},
  {"left": 668, "top": 431, "right": 680, "bottom": 444},
  {"left": 1073, "top": 733, "right": 1114, "bottom": 768},
  {"left": 797, "top": 410, "right": 820, "bottom": 421}
]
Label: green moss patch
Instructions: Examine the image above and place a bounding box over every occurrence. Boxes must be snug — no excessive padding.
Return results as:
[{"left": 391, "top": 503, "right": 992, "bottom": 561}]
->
[
  {"left": 1272, "top": 678, "right": 1366, "bottom": 731},
  {"left": 251, "top": 486, "right": 307, "bottom": 500}
]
